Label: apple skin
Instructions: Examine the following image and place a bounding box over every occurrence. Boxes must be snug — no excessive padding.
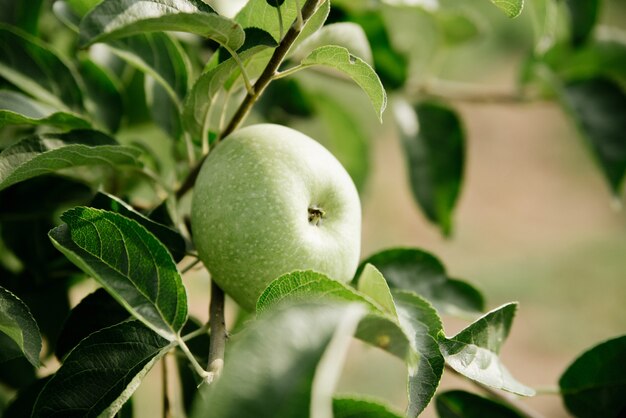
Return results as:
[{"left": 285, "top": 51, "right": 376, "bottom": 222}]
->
[{"left": 191, "top": 124, "right": 361, "bottom": 311}]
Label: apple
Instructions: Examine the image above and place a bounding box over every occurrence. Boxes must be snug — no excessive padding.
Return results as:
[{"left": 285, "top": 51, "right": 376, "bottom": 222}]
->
[{"left": 191, "top": 124, "right": 361, "bottom": 311}]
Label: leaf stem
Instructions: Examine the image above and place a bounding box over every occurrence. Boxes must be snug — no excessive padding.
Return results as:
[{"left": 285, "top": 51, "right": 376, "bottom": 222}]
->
[
  {"left": 207, "top": 281, "right": 227, "bottom": 381},
  {"left": 223, "top": 44, "right": 254, "bottom": 95},
  {"left": 446, "top": 365, "right": 546, "bottom": 418},
  {"left": 273, "top": 64, "right": 305, "bottom": 80},
  {"left": 177, "top": 336, "right": 212, "bottom": 384},
  {"left": 174, "top": 0, "right": 322, "bottom": 199}
]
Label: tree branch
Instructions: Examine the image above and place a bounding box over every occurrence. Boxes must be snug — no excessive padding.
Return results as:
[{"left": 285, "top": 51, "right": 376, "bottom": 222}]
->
[
  {"left": 207, "top": 281, "right": 226, "bottom": 381},
  {"left": 175, "top": 0, "right": 323, "bottom": 199}
]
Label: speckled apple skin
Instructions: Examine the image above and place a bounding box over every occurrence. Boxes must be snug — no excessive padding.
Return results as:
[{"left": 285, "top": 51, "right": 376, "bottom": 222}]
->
[{"left": 191, "top": 124, "right": 362, "bottom": 311}]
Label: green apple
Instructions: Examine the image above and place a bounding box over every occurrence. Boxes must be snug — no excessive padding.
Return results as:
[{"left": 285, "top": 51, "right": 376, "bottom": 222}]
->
[{"left": 191, "top": 124, "right": 361, "bottom": 311}]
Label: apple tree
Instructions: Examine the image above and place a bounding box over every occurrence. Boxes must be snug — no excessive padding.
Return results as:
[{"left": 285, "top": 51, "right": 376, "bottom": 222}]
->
[{"left": 0, "top": 0, "right": 624, "bottom": 417}]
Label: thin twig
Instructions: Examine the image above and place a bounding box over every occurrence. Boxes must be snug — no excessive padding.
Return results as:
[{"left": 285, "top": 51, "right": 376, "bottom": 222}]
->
[
  {"left": 409, "top": 79, "right": 538, "bottom": 105},
  {"left": 162, "top": 356, "right": 172, "bottom": 418},
  {"left": 174, "top": 0, "right": 322, "bottom": 199},
  {"left": 207, "top": 281, "right": 226, "bottom": 381},
  {"left": 446, "top": 365, "right": 546, "bottom": 418}
]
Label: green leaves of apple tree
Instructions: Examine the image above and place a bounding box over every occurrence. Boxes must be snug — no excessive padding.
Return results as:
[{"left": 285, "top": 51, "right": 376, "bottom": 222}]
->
[
  {"left": 32, "top": 321, "right": 170, "bottom": 418},
  {"left": 559, "top": 335, "right": 626, "bottom": 418},
  {"left": 0, "top": 286, "right": 41, "bottom": 367},
  {"left": 79, "top": 0, "right": 244, "bottom": 51},
  {"left": 436, "top": 390, "right": 524, "bottom": 418},
  {"left": 49, "top": 207, "right": 188, "bottom": 341},
  {"left": 393, "top": 99, "right": 465, "bottom": 236},
  {"left": 0, "top": 130, "right": 142, "bottom": 192},
  {"left": 490, "top": 0, "right": 524, "bottom": 19},
  {"left": 191, "top": 302, "right": 366, "bottom": 418}
]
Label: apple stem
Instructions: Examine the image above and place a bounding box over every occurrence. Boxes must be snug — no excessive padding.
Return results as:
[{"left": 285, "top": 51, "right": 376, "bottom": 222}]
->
[{"left": 207, "top": 280, "right": 227, "bottom": 382}]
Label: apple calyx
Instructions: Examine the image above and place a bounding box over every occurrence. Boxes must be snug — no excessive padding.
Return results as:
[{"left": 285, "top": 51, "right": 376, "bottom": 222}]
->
[{"left": 308, "top": 205, "right": 326, "bottom": 226}]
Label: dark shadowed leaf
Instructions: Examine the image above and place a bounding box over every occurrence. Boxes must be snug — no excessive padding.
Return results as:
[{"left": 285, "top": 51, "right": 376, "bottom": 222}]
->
[
  {"left": 333, "top": 396, "right": 403, "bottom": 418},
  {"left": 355, "top": 248, "right": 484, "bottom": 316},
  {"left": 565, "top": 0, "right": 599, "bottom": 47},
  {"left": 3, "top": 377, "right": 51, "bottom": 418},
  {"left": 78, "top": 58, "right": 124, "bottom": 132},
  {"left": 49, "top": 207, "right": 188, "bottom": 340},
  {"left": 0, "top": 130, "right": 142, "bottom": 192},
  {"left": 32, "top": 321, "right": 170, "bottom": 418},
  {"left": 561, "top": 77, "right": 626, "bottom": 195},
  {"left": 55, "top": 288, "right": 130, "bottom": 361},
  {"left": 0, "top": 0, "right": 43, "bottom": 34},
  {"left": 177, "top": 318, "right": 210, "bottom": 414},
  {"left": 0, "top": 286, "right": 41, "bottom": 366},
  {"left": 0, "top": 90, "right": 90, "bottom": 129},
  {"left": 394, "top": 99, "right": 465, "bottom": 236},
  {"left": 90, "top": 192, "right": 187, "bottom": 262},
  {"left": 436, "top": 390, "right": 524, "bottom": 418},
  {"left": 191, "top": 302, "right": 365, "bottom": 418},
  {"left": 0, "top": 25, "right": 84, "bottom": 111},
  {"left": 439, "top": 303, "right": 535, "bottom": 396},
  {"left": 559, "top": 335, "right": 626, "bottom": 418},
  {"left": 79, "top": 0, "right": 244, "bottom": 51}
]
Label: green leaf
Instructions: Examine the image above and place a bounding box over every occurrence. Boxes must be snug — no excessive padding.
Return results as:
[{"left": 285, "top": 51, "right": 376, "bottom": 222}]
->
[
  {"left": 90, "top": 192, "right": 187, "bottom": 262},
  {"left": 257, "top": 270, "right": 384, "bottom": 314},
  {"left": 309, "top": 91, "right": 370, "bottom": 191},
  {"left": 355, "top": 248, "right": 484, "bottom": 316},
  {"left": 565, "top": 0, "right": 599, "bottom": 47},
  {"left": 490, "top": 0, "right": 524, "bottom": 18},
  {"left": 439, "top": 303, "right": 535, "bottom": 396},
  {"left": 0, "top": 130, "right": 142, "bottom": 192},
  {"left": 0, "top": 90, "right": 90, "bottom": 129},
  {"left": 393, "top": 291, "right": 444, "bottom": 417},
  {"left": 79, "top": 0, "right": 244, "bottom": 51},
  {"left": 333, "top": 396, "right": 403, "bottom": 418},
  {"left": 257, "top": 270, "right": 411, "bottom": 360},
  {"left": 55, "top": 288, "right": 130, "bottom": 361},
  {"left": 191, "top": 302, "right": 365, "bottom": 418},
  {"left": 435, "top": 11, "right": 481, "bottom": 46},
  {"left": 78, "top": 58, "right": 124, "bottom": 132},
  {"left": 0, "top": 25, "right": 84, "bottom": 111},
  {"left": 48, "top": 207, "right": 188, "bottom": 340},
  {"left": 3, "top": 377, "right": 51, "bottom": 418},
  {"left": 236, "top": 0, "right": 329, "bottom": 45},
  {"left": 32, "top": 321, "right": 170, "bottom": 418},
  {"left": 300, "top": 45, "right": 387, "bottom": 121},
  {"left": 561, "top": 77, "right": 626, "bottom": 195},
  {"left": 183, "top": 44, "right": 272, "bottom": 142},
  {"left": 66, "top": 0, "right": 101, "bottom": 17},
  {"left": 559, "top": 335, "right": 626, "bottom": 418},
  {"left": 436, "top": 390, "right": 524, "bottom": 418},
  {"left": 0, "top": 0, "right": 44, "bottom": 34},
  {"left": 394, "top": 100, "right": 465, "bottom": 236},
  {"left": 293, "top": 22, "right": 373, "bottom": 64},
  {"left": 0, "top": 286, "right": 41, "bottom": 367},
  {"left": 356, "top": 264, "right": 397, "bottom": 317}
]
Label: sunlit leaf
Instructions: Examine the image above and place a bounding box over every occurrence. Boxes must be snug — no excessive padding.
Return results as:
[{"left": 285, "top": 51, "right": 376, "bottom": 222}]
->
[
  {"left": 490, "top": 0, "right": 524, "bottom": 18},
  {"left": 0, "top": 286, "right": 41, "bottom": 367},
  {"left": 49, "top": 207, "right": 188, "bottom": 340},
  {"left": 559, "top": 335, "right": 626, "bottom": 418},
  {"left": 79, "top": 0, "right": 244, "bottom": 51},
  {"left": 300, "top": 45, "right": 387, "bottom": 121},
  {"left": 439, "top": 303, "right": 535, "bottom": 396},
  {"left": 32, "top": 321, "right": 170, "bottom": 418},
  {"left": 191, "top": 302, "right": 365, "bottom": 418},
  {"left": 0, "top": 130, "right": 142, "bottom": 192}
]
